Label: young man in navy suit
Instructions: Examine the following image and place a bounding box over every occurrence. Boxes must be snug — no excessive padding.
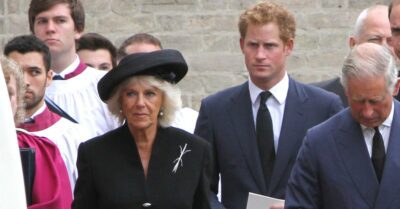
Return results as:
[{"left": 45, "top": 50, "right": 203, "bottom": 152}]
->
[
  {"left": 285, "top": 43, "right": 400, "bottom": 209},
  {"left": 194, "top": 2, "right": 343, "bottom": 209}
]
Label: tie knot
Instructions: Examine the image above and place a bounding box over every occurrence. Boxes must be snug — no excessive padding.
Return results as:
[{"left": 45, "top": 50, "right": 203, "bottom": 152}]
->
[
  {"left": 24, "top": 118, "right": 35, "bottom": 124},
  {"left": 259, "top": 91, "right": 272, "bottom": 104},
  {"left": 52, "top": 75, "right": 65, "bottom": 80},
  {"left": 374, "top": 127, "right": 380, "bottom": 133}
]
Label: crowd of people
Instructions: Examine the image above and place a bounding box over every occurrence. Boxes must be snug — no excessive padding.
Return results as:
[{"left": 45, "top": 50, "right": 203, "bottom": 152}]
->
[{"left": 2, "top": 0, "right": 400, "bottom": 209}]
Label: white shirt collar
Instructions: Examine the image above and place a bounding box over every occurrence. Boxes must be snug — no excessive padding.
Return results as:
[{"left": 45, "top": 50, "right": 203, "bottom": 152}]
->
[
  {"left": 29, "top": 103, "right": 46, "bottom": 119},
  {"left": 249, "top": 72, "right": 289, "bottom": 105},
  {"left": 57, "top": 55, "right": 80, "bottom": 77},
  {"left": 360, "top": 101, "right": 394, "bottom": 156}
]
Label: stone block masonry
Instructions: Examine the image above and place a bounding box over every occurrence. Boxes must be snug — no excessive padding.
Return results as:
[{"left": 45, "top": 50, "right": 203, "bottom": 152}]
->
[{"left": 0, "top": 0, "right": 392, "bottom": 109}]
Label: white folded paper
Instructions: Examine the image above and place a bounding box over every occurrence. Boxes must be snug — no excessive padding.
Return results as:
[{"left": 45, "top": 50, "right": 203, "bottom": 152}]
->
[{"left": 246, "top": 192, "right": 284, "bottom": 209}]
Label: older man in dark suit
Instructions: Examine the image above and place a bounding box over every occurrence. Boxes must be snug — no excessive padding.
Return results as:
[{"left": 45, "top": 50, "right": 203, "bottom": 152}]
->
[
  {"left": 194, "top": 2, "right": 343, "bottom": 209},
  {"left": 285, "top": 43, "right": 400, "bottom": 209},
  {"left": 313, "top": 5, "right": 392, "bottom": 107}
]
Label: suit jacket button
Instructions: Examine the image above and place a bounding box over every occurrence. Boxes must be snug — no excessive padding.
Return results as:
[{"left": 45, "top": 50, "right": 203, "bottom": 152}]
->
[{"left": 142, "top": 202, "right": 152, "bottom": 208}]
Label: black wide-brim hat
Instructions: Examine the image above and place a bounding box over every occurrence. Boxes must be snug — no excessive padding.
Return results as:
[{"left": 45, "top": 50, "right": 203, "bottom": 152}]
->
[{"left": 98, "top": 49, "right": 188, "bottom": 101}]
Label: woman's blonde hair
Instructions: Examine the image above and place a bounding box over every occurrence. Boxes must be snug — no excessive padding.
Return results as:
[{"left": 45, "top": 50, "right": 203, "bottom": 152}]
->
[{"left": 1, "top": 56, "right": 25, "bottom": 126}]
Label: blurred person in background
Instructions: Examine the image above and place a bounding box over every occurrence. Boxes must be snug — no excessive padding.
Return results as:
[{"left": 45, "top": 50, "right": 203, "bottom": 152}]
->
[
  {"left": 313, "top": 5, "right": 392, "bottom": 106},
  {"left": 117, "top": 33, "right": 162, "bottom": 62},
  {"left": 77, "top": 32, "right": 117, "bottom": 71}
]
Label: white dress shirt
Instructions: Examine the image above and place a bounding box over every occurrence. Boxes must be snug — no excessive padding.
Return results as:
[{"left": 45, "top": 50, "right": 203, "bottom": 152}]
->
[
  {"left": 249, "top": 73, "right": 289, "bottom": 152},
  {"left": 361, "top": 101, "right": 393, "bottom": 157}
]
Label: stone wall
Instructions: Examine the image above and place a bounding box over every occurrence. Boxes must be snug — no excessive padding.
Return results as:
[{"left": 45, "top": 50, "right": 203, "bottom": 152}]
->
[{"left": 0, "top": 0, "right": 392, "bottom": 109}]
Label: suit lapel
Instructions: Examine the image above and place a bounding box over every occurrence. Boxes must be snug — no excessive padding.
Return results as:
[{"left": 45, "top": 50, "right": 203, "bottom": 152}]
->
[
  {"left": 118, "top": 124, "right": 143, "bottom": 168},
  {"left": 336, "top": 111, "right": 379, "bottom": 208},
  {"left": 375, "top": 102, "right": 400, "bottom": 208},
  {"left": 268, "top": 78, "right": 305, "bottom": 193},
  {"left": 227, "top": 82, "right": 267, "bottom": 193}
]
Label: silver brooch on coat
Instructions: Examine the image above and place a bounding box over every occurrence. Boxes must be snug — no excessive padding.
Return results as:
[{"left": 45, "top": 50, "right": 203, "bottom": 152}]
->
[{"left": 172, "top": 143, "right": 191, "bottom": 173}]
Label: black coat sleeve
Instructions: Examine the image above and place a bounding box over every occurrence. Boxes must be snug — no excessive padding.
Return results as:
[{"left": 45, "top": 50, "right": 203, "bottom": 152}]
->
[
  {"left": 72, "top": 142, "right": 99, "bottom": 209},
  {"left": 193, "top": 141, "right": 212, "bottom": 209}
]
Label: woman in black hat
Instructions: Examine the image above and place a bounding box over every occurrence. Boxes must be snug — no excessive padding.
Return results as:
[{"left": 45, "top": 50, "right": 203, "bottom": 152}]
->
[{"left": 72, "top": 49, "right": 211, "bottom": 209}]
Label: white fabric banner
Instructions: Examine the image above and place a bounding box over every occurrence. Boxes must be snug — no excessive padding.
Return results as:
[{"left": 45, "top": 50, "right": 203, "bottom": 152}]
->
[{"left": 0, "top": 64, "right": 27, "bottom": 209}]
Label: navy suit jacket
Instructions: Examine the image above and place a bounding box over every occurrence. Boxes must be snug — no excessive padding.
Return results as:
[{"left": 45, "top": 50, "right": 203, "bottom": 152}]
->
[
  {"left": 312, "top": 76, "right": 400, "bottom": 107},
  {"left": 195, "top": 77, "right": 343, "bottom": 209},
  {"left": 285, "top": 102, "right": 400, "bottom": 209},
  {"left": 311, "top": 77, "right": 348, "bottom": 107}
]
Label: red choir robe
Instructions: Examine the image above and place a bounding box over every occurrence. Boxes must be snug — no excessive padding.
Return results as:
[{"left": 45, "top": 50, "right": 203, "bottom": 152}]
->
[{"left": 17, "top": 129, "right": 72, "bottom": 209}]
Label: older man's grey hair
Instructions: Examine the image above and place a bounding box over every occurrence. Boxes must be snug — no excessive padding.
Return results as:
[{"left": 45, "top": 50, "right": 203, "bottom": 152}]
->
[
  {"left": 341, "top": 43, "right": 398, "bottom": 93},
  {"left": 353, "top": 5, "right": 388, "bottom": 40},
  {"left": 106, "top": 75, "right": 182, "bottom": 127}
]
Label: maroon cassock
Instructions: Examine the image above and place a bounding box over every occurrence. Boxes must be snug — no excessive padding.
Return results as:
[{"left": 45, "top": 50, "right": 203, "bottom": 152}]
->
[{"left": 17, "top": 130, "right": 72, "bottom": 209}]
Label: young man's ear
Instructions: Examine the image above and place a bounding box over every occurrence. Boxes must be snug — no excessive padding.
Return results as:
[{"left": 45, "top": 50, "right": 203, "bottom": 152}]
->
[
  {"left": 74, "top": 30, "right": 83, "bottom": 40},
  {"left": 46, "top": 69, "right": 53, "bottom": 87},
  {"left": 239, "top": 38, "right": 245, "bottom": 54},
  {"left": 285, "top": 38, "right": 294, "bottom": 56}
]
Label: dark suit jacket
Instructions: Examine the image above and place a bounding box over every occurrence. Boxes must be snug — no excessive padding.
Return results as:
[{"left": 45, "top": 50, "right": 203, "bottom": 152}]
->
[
  {"left": 311, "top": 77, "right": 348, "bottom": 107},
  {"left": 194, "top": 77, "right": 343, "bottom": 209},
  {"left": 72, "top": 124, "right": 211, "bottom": 209},
  {"left": 312, "top": 76, "right": 400, "bottom": 107},
  {"left": 285, "top": 102, "right": 400, "bottom": 209}
]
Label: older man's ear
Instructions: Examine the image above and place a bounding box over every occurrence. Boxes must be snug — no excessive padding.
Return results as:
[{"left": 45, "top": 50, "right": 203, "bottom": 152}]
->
[{"left": 392, "top": 77, "right": 400, "bottom": 96}]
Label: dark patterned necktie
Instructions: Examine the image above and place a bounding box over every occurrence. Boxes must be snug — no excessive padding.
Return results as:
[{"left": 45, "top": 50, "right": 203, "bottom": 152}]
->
[
  {"left": 256, "top": 91, "right": 275, "bottom": 188},
  {"left": 372, "top": 127, "right": 385, "bottom": 182}
]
